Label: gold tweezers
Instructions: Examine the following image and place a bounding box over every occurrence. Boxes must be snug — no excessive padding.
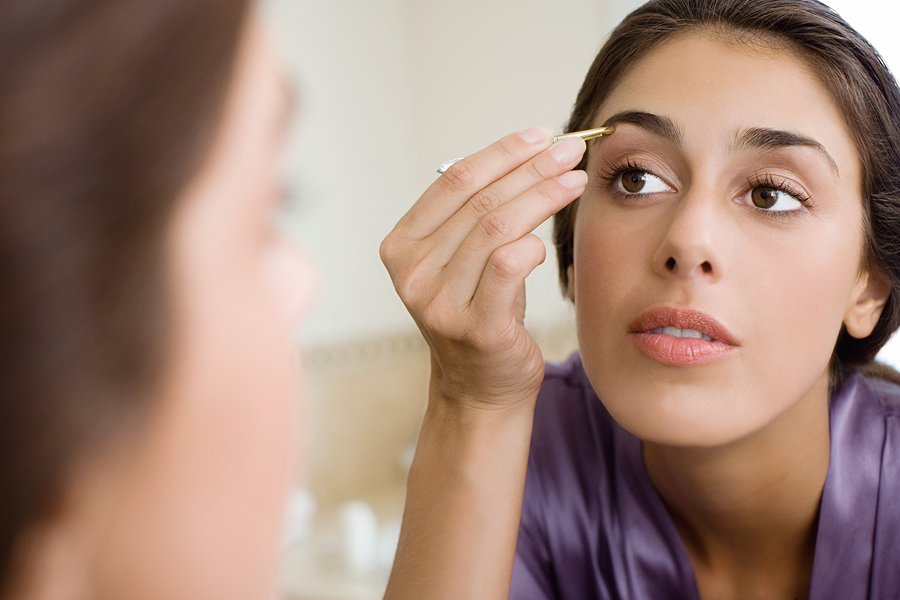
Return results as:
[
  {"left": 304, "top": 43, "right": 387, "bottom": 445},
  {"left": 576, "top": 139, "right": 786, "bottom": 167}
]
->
[
  {"left": 437, "top": 126, "right": 614, "bottom": 173},
  {"left": 551, "top": 126, "right": 614, "bottom": 144}
]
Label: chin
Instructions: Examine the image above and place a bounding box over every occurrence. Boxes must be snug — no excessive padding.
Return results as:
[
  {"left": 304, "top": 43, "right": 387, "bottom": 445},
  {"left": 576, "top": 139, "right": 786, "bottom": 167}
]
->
[
  {"left": 614, "top": 404, "right": 760, "bottom": 448},
  {"left": 589, "top": 369, "right": 777, "bottom": 449}
]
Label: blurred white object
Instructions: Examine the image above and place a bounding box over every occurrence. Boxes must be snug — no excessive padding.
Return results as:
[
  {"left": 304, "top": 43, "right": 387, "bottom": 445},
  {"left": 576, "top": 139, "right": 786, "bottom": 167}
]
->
[
  {"left": 282, "top": 487, "right": 317, "bottom": 548},
  {"left": 340, "top": 500, "right": 379, "bottom": 574},
  {"left": 398, "top": 440, "right": 416, "bottom": 474},
  {"left": 377, "top": 518, "right": 401, "bottom": 571}
]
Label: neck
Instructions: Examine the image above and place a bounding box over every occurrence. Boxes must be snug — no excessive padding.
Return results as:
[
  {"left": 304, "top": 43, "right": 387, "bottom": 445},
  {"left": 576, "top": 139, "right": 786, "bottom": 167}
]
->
[{"left": 643, "top": 372, "right": 831, "bottom": 598}]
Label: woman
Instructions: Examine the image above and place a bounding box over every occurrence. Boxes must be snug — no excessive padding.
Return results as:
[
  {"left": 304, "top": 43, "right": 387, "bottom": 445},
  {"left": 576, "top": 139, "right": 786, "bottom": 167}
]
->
[
  {"left": 0, "top": 1, "right": 315, "bottom": 598},
  {"left": 382, "top": 0, "right": 900, "bottom": 598}
]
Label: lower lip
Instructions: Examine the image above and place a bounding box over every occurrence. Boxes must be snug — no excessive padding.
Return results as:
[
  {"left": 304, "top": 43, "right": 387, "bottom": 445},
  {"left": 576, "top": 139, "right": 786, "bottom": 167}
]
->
[{"left": 630, "top": 332, "right": 736, "bottom": 366}]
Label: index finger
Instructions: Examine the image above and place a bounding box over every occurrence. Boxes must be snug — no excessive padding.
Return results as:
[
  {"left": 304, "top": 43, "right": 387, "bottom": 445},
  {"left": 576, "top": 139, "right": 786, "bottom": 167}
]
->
[{"left": 396, "top": 127, "right": 554, "bottom": 240}]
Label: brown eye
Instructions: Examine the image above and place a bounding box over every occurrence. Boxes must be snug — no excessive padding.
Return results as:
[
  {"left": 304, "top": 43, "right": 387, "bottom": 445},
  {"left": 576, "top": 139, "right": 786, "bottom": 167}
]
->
[
  {"left": 621, "top": 169, "right": 646, "bottom": 193},
  {"left": 751, "top": 186, "right": 778, "bottom": 209},
  {"left": 612, "top": 167, "right": 670, "bottom": 195}
]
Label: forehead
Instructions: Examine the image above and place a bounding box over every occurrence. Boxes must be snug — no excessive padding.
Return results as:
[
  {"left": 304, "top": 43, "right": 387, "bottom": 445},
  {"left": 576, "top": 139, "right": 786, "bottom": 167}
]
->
[
  {"left": 600, "top": 31, "right": 824, "bottom": 110},
  {"left": 592, "top": 32, "right": 860, "bottom": 179}
]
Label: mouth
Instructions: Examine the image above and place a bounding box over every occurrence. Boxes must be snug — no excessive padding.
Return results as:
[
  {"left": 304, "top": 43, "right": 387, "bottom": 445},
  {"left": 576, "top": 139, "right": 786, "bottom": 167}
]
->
[
  {"left": 628, "top": 306, "right": 738, "bottom": 366},
  {"left": 647, "top": 326, "right": 714, "bottom": 342}
]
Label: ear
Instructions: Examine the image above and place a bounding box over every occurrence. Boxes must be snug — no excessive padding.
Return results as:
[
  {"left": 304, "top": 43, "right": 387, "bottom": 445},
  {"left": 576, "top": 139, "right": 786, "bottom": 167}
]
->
[
  {"left": 844, "top": 270, "right": 891, "bottom": 339},
  {"left": 566, "top": 264, "right": 575, "bottom": 302}
]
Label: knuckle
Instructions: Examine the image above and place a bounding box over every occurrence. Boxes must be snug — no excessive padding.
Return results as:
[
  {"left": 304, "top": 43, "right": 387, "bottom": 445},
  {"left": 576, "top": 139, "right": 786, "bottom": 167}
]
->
[
  {"left": 392, "top": 262, "right": 430, "bottom": 303},
  {"left": 536, "top": 177, "right": 566, "bottom": 203},
  {"left": 379, "top": 231, "right": 411, "bottom": 278},
  {"left": 489, "top": 245, "right": 524, "bottom": 281},
  {"left": 494, "top": 134, "right": 521, "bottom": 161},
  {"left": 477, "top": 211, "right": 514, "bottom": 243},
  {"left": 440, "top": 160, "right": 478, "bottom": 193},
  {"left": 467, "top": 187, "right": 503, "bottom": 216},
  {"left": 392, "top": 271, "right": 415, "bottom": 299},
  {"left": 524, "top": 156, "right": 554, "bottom": 181},
  {"left": 379, "top": 234, "right": 397, "bottom": 266},
  {"left": 420, "top": 301, "right": 444, "bottom": 330},
  {"left": 421, "top": 298, "right": 458, "bottom": 339}
]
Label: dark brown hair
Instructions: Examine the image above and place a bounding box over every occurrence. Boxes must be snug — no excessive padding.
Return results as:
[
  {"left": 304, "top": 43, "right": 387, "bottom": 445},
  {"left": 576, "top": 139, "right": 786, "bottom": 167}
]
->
[
  {"left": 0, "top": 0, "right": 250, "bottom": 591},
  {"left": 553, "top": 0, "right": 900, "bottom": 385}
]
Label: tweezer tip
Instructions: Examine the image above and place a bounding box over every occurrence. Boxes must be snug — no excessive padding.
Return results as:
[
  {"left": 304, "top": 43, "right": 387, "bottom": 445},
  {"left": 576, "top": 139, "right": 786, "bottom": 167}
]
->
[{"left": 551, "top": 126, "right": 615, "bottom": 144}]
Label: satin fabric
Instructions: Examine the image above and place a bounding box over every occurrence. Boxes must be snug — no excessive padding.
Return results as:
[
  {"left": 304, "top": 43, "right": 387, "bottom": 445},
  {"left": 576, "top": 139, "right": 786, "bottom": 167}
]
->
[{"left": 511, "top": 353, "right": 900, "bottom": 599}]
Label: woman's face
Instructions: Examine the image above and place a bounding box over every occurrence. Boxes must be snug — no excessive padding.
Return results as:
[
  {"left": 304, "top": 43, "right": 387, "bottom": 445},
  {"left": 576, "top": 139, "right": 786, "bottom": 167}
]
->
[
  {"left": 571, "top": 33, "right": 879, "bottom": 447},
  {"left": 83, "top": 20, "right": 315, "bottom": 600}
]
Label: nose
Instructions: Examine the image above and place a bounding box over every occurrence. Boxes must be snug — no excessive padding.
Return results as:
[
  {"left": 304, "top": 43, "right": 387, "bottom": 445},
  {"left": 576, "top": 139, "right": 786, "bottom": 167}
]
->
[{"left": 652, "top": 190, "right": 726, "bottom": 283}]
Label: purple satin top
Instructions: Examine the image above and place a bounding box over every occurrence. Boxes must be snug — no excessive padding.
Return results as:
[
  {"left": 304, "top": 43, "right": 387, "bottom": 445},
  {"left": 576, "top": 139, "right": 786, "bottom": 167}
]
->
[{"left": 511, "top": 353, "right": 900, "bottom": 599}]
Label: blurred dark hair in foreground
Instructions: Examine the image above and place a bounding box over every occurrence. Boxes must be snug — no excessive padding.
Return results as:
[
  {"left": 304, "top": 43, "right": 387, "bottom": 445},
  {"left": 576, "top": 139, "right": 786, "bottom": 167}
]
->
[{"left": 0, "top": 0, "right": 249, "bottom": 593}]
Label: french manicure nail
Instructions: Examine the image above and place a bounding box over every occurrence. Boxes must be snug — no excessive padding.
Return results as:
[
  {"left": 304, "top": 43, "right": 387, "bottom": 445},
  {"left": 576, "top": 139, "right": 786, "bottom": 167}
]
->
[
  {"left": 520, "top": 126, "right": 551, "bottom": 145},
  {"left": 550, "top": 138, "right": 586, "bottom": 164},
  {"left": 556, "top": 170, "right": 588, "bottom": 190}
]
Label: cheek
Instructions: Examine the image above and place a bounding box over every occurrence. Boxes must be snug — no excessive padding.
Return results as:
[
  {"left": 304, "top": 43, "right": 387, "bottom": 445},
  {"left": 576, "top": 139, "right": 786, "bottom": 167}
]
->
[
  {"left": 260, "top": 235, "right": 318, "bottom": 329},
  {"left": 94, "top": 240, "right": 306, "bottom": 599},
  {"left": 571, "top": 206, "right": 657, "bottom": 333},
  {"left": 97, "top": 334, "right": 301, "bottom": 600},
  {"left": 741, "top": 223, "right": 863, "bottom": 377}
]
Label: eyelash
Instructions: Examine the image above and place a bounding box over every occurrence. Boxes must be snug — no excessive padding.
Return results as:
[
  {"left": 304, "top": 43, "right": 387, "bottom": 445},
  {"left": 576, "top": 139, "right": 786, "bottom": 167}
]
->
[
  {"left": 596, "top": 158, "right": 653, "bottom": 192},
  {"left": 596, "top": 160, "right": 813, "bottom": 216},
  {"left": 745, "top": 172, "right": 811, "bottom": 205}
]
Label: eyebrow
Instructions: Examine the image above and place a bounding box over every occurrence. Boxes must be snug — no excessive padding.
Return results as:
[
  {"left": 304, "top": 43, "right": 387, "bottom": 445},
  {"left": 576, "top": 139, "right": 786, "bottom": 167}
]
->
[
  {"left": 735, "top": 127, "right": 840, "bottom": 176},
  {"left": 599, "top": 110, "right": 840, "bottom": 177},
  {"left": 601, "top": 110, "right": 683, "bottom": 144}
]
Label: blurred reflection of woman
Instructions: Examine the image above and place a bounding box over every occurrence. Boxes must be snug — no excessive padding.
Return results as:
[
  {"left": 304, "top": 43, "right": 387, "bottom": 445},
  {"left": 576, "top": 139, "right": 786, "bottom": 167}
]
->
[{"left": 0, "top": 2, "right": 315, "bottom": 598}]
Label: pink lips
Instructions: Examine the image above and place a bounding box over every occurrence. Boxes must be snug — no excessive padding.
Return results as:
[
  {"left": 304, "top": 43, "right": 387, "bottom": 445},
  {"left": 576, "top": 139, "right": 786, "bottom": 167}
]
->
[{"left": 628, "top": 306, "right": 738, "bottom": 366}]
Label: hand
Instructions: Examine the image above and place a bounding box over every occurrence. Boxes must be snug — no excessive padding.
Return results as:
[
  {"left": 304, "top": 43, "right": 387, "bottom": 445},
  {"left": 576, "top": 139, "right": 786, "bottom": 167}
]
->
[{"left": 380, "top": 127, "right": 586, "bottom": 411}]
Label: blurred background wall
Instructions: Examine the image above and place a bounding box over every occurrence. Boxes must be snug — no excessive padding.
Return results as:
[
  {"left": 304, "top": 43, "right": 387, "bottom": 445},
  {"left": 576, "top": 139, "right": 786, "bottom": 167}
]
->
[
  {"left": 255, "top": 1, "right": 900, "bottom": 597},
  {"left": 263, "top": 0, "right": 643, "bottom": 348}
]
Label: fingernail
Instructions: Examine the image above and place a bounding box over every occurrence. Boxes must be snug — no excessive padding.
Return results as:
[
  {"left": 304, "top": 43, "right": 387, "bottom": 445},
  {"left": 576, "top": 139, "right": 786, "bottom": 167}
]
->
[
  {"left": 519, "top": 126, "right": 551, "bottom": 145},
  {"left": 550, "top": 138, "right": 586, "bottom": 164},
  {"left": 556, "top": 170, "right": 588, "bottom": 190}
]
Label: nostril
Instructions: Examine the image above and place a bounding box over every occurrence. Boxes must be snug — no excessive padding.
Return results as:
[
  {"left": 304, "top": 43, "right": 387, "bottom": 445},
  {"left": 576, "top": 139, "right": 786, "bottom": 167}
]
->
[
  {"left": 665, "top": 257, "right": 676, "bottom": 271},
  {"left": 701, "top": 261, "right": 712, "bottom": 274}
]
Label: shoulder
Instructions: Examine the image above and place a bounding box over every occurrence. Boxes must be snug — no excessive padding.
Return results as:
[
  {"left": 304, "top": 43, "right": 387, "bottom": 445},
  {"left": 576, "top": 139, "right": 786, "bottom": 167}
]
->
[
  {"left": 516, "top": 354, "right": 679, "bottom": 597},
  {"left": 540, "top": 351, "right": 594, "bottom": 397},
  {"left": 532, "top": 352, "right": 616, "bottom": 451},
  {"left": 837, "top": 373, "right": 900, "bottom": 592},
  {"left": 525, "top": 352, "right": 619, "bottom": 503},
  {"left": 855, "top": 372, "right": 900, "bottom": 416},
  {"left": 836, "top": 372, "right": 900, "bottom": 425},
  {"left": 536, "top": 351, "right": 611, "bottom": 420}
]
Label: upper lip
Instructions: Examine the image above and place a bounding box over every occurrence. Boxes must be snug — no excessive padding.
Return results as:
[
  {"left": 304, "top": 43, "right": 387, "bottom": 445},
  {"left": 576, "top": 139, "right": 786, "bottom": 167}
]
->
[{"left": 628, "top": 306, "right": 739, "bottom": 346}]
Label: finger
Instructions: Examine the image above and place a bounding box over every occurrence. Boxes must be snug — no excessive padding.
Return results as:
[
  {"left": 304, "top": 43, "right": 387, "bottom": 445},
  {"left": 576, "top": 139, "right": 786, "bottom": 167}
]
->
[
  {"left": 427, "top": 137, "right": 585, "bottom": 266},
  {"left": 394, "top": 127, "right": 553, "bottom": 240},
  {"left": 439, "top": 170, "right": 587, "bottom": 309},
  {"left": 469, "top": 233, "right": 546, "bottom": 330}
]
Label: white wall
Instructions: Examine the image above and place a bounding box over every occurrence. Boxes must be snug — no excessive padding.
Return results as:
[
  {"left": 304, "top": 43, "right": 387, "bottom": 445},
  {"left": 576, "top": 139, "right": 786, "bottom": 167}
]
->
[
  {"left": 261, "top": 0, "right": 420, "bottom": 346},
  {"left": 262, "top": 0, "right": 631, "bottom": 346}
]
